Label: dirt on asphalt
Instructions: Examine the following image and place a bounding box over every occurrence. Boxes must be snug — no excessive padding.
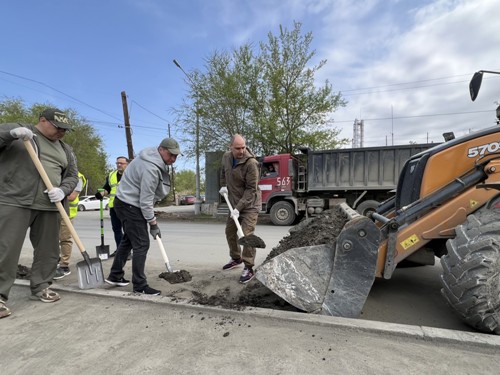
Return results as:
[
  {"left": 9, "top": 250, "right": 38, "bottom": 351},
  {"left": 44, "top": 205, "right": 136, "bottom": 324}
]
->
[
  {"left": 16, "top": 206, "right": 348, "bottom": 313},
  {"left": 162, "top": 206, "right": 348, "bottom": 311}
]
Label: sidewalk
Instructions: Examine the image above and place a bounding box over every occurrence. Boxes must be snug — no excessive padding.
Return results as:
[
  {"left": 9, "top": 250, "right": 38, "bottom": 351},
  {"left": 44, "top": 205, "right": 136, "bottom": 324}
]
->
[{"left": 2, "top": 281, "right": 499, "bottom": 375}]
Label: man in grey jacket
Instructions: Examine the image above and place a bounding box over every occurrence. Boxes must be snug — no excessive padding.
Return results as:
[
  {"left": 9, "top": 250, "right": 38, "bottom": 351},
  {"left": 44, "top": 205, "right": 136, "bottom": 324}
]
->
[
  {"left": 105, "top": 138, "right": 182, "bottom": 295},
  {"left": 0, "top": 108, "right": 78, "bottom": 318}
]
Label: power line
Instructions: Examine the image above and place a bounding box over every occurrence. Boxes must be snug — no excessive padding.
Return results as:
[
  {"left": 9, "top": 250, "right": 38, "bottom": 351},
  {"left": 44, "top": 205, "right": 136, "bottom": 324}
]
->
[
  {"left": 130, "top": 99, "right": 169, "bottom": 123},
  {"left": 334, "top": 108, "right": 494, "bottom": 124},
  {"left": 0, "top": 70, "right": 122, "bottom": 122}
]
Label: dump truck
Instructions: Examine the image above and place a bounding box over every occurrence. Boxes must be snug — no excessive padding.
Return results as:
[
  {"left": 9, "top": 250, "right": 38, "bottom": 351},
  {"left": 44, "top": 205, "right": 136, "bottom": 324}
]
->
[
  {"left": 259, "top": 144, "right": 436, "bottom": 226},
  {"left": 256, "top": 70, "right": 500, "bottom": 334}
]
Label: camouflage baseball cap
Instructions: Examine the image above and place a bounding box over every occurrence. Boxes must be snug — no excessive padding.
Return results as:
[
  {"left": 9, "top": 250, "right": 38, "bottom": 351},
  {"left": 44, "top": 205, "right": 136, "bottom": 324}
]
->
[{"left": 40, "top": 108, "right": 72, "bottom": 130}]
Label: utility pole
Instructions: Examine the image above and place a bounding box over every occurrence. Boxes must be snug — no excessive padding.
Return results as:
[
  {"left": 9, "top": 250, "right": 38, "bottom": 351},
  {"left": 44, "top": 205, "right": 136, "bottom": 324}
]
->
[
  {"left": 168, "top": 123, "right": 176, "bottom": 204},
  {"left": 121, "top": 91, "right": 135, "bottom": 160}
]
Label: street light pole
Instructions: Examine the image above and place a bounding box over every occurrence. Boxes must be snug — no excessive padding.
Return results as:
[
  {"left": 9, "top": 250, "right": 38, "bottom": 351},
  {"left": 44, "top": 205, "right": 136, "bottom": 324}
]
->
[{"left": 173, "top": 59, "right": 201, "bottom": 215}]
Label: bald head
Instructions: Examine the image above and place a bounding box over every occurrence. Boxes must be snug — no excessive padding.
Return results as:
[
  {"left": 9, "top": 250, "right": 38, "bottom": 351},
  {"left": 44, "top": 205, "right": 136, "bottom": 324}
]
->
[{"left": 230, "top": 134, "right": 246, "bottom": 160}]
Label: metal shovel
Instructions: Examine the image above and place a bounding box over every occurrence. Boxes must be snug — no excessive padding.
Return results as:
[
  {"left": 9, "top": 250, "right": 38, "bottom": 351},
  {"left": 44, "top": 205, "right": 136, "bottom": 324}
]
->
[
  {"left": 221, "top": 192, "right": 266, "bottom": 248},
  {"left": 95, "top": 189, "right": 109, "bottom": 260},
  {"left": 23, "top": 140, "right": 105, "bottom": 289}
]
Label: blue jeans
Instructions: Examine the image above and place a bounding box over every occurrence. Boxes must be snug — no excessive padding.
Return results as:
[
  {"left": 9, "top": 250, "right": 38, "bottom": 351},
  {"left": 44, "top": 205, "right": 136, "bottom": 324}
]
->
[{"left": 108, "top": 198, "right": 150, "bottom": 290}]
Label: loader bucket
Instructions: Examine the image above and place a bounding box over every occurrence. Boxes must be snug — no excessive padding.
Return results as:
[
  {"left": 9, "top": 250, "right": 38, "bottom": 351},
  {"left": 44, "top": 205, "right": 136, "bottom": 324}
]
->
[{"left": 255, "top": 203, "right": 381, "bottom": 317}]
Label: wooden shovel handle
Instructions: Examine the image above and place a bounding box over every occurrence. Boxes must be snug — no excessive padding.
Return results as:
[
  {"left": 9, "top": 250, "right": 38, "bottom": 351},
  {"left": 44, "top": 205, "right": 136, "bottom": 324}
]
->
[{"left": 23, "top": 140, "right": 86, "bottom": 253}]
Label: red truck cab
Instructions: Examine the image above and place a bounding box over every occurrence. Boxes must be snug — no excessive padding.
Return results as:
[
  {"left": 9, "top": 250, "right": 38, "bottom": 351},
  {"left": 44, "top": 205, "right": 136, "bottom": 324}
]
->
[{"left": 259, "top": 154, "right": 297, "bottom": 225}]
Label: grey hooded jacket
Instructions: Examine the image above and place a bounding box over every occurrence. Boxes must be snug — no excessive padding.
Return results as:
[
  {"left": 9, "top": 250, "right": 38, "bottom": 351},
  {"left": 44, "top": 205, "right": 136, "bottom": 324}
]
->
[{"left": 116, "top": 146, "right": 171, "bottom": 222}]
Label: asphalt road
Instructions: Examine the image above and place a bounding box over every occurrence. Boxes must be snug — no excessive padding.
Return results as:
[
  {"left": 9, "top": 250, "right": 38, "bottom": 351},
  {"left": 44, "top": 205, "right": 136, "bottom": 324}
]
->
[
  {"left": 7, "top": 205, "right": 500, "bottom": 374},
  {"left": 17, "top": 206, "right": 475, "bottom": 331}
]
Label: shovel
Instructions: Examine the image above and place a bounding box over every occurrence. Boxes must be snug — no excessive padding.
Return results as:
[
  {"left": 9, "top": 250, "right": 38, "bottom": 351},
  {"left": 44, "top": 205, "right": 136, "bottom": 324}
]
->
[
  {"left": 95, "top": 189, "right": 110, "bottom": 260},
  {"left": 221, "top": 192, "right": 266, "bottom": 248},
  {"left": 156, "top": 237, "right": 176, "bottom": 273},
  {"left": 23, "top": 140, "right": 105, "bottom": 289}
]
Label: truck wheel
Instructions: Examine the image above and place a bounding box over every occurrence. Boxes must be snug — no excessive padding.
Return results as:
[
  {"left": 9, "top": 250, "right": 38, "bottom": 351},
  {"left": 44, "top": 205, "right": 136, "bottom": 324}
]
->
[
  {"left": 440, "top": 208, "right": 500, "bottom": 334},
  {"left": 356, "top": 200, "right": 379, "bottom": 217},
  {"left": 270, "top": 201, "right": 296, "bottom": 226}
]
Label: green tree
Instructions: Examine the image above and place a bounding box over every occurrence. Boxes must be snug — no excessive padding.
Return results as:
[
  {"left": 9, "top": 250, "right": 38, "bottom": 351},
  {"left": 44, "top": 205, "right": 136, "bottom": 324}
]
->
[
  {"left": 173, "top": 169, "right": 205, "bottom": 195},
  {"left": 174, "top": 21, "right": 349, "bottom": 157},
  {"left": 0, "top": 98, "right": 109, "bottom": 193}
]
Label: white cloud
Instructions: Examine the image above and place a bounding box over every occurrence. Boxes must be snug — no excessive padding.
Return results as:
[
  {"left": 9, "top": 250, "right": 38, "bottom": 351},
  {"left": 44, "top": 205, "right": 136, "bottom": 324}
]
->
[{"left": 315, "top": 0, "right": 500, "bottom": 145}]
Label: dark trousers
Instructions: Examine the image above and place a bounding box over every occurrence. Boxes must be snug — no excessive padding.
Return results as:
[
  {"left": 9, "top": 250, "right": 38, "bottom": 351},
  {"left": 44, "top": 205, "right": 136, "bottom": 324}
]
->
[
  {"left": 109, "top": 207, "right": 123, "bottom": 249},
  {"left": 108, "top": 198, "right": 150, "bottom": 290}
]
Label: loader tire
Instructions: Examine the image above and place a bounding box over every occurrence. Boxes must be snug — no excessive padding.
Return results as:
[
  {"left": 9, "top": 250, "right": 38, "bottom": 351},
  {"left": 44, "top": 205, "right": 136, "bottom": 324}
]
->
[
  {"left": 356, "top": 200, "right": 379, "bottom": 217},
  {"left": 440, "top": 208, "right": 500, "bottom": 334},
  {"left": 270, "top": 201, "right": 296, "bottom": 226}
]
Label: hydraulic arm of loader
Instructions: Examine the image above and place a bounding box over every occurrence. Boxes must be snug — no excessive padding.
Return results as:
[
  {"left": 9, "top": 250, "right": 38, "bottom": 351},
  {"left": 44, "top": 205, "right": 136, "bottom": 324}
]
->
[{"left": 255, "top": 203, "right": 381, "bottom": 317}]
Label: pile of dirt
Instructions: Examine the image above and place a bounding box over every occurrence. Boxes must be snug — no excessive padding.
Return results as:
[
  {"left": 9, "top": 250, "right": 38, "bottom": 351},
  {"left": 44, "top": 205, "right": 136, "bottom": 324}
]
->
[
  {"left": 159, "top": 270, "right": 193, "bottom": 284},
  {"left": 185, "top": 207, "right": 349, "bottom": 311},
  {"left": 264, "top": 206, "right": 348, "bottom": 262}
]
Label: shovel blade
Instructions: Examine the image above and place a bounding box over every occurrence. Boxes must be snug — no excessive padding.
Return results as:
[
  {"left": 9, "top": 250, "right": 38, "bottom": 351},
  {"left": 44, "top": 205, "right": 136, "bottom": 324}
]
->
[
  {"left": 237, "top": 234, "right": 266, "bottom": 248},
  {"left": 96, "top": 244, "right": 110, "bottom": 260},
  {"left": 76, "top": 257, "right": 105, "bottom": 289}
]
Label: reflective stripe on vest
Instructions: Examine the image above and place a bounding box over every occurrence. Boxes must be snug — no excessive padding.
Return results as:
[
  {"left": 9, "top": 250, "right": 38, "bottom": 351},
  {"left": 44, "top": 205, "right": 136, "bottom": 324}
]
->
[
  {"left": 108, "top": 170, "right": 119, "bottom": 208},
  {"left": 69, "top": 172, "right": 87, "bottom": 219}
]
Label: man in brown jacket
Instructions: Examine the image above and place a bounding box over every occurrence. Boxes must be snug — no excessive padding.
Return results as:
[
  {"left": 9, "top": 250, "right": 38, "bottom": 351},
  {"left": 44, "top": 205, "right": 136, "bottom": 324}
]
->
[{"left": 219, "top": 134, "right": 262, "bottom": 283}]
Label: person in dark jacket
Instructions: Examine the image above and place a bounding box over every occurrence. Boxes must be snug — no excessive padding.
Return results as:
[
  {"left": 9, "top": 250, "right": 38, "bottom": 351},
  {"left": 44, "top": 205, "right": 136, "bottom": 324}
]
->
[
  {"left": 0, "top": 108, "right": 78, "bottom": 318},
  {"left": 219, "top": 134, "right": 262, "bottom": 283},
  {"left": 105, "top": 138, "right": 182, "bottom": 295}
]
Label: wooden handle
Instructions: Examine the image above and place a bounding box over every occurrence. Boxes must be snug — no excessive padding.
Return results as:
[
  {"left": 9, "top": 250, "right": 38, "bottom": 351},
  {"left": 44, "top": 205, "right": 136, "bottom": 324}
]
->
[
  {"left": 222, "top": 192, "right": 245, "bottom": 239},
  {"left": 23, "top": 140, "right": 86, "bottom": 253}
]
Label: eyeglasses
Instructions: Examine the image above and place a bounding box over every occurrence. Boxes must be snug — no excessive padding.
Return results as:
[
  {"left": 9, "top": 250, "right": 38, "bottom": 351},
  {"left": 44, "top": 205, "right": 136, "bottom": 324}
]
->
[{"left": 49, "top": 120, "right": 69, "bottom": 132}]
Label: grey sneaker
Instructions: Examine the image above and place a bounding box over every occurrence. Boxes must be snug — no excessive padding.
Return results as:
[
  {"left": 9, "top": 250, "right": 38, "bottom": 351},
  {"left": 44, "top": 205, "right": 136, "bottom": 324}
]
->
[
  {"left": 29, "top": 288, "right": 61, "bottom": 303},
  {"left": 0, "top": 299, "right": 11, "bottom": 319},
  {"left": 53, "top": 267, "right": 71, "bottom": 280}
]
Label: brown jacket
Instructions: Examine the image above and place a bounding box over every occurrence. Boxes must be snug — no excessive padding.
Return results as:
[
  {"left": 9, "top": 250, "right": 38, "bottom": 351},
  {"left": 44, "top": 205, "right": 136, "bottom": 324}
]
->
[{"left": 220, "top": 149, "right": 261, "bottom": 212}]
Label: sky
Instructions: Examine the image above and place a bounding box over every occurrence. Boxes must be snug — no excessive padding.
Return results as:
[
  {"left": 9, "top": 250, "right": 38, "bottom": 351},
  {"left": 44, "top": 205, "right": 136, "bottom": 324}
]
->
[{"left": 1, "top": 0, "right": 499, "bottom": 170}]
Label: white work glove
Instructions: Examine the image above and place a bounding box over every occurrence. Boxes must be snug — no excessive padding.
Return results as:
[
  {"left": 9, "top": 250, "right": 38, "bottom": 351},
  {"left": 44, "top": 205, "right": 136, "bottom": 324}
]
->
[
  {"left": 46, "top": 187, "right": 65, "bottom": 203},
  {"left": 219, "top": 186, "right": 228, "bottom": 196},
  {"left": 10, "top": 127, "right": 34, "bottom": 141},
  {"left": 230, "top": 208, "right": 239, "bottom": 220}
]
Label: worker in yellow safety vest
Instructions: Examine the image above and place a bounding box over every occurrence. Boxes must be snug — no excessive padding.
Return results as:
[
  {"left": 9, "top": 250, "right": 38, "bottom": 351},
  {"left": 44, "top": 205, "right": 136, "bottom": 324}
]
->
[
  {"left": 95, "top": 156, "right": 129, "bottom": 257},
  {"left": 53, "top": 171, "right": 86, "bottom": 279}
]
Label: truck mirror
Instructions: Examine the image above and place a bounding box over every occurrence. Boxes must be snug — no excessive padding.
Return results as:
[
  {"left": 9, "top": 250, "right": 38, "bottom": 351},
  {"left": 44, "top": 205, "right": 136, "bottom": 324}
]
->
[{"left": 469, "top": 71, "right": 483, "bottom": 101}]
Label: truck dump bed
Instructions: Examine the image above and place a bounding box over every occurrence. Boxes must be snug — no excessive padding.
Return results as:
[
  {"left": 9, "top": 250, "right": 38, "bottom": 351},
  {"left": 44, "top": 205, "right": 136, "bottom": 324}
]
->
[{"left": 306, "top": 144, "right": 436, "bottom": 191}]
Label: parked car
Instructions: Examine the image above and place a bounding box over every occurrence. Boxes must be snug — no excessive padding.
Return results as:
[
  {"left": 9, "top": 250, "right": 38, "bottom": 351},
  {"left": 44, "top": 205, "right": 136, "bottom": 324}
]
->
[
  {"left": 77, "top": 196, "right": 109, "bottom": 211},
  {"left": 179, "top": 195, "right": 195, "bottom": 205}
]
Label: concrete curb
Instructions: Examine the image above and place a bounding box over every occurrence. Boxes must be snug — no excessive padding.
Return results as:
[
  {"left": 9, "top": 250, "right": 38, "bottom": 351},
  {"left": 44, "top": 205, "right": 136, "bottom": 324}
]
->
[{"left": 15, "top": 279, "right": 500, "bottom": 349}]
